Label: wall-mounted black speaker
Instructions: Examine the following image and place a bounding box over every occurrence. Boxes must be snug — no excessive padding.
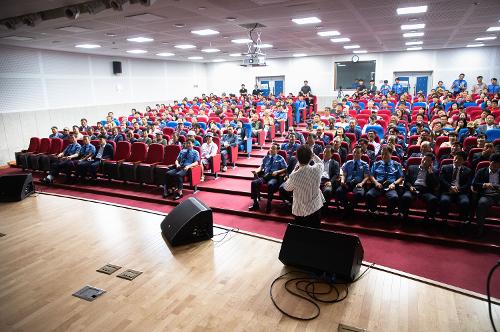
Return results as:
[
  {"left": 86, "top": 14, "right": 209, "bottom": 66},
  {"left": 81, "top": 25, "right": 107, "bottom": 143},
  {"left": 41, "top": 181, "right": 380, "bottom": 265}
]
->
[
  {"left": 112, "top": 61, "right": 122, "bottom": 74},
  {"left": 0, "top": 173, "right": 35, "bottom": 202},
  {"left": 279, "top": 224, "right": 364, "bottom": 282},
  {"left": 161, "top": 197, "right": 213, "bottom": 246}
]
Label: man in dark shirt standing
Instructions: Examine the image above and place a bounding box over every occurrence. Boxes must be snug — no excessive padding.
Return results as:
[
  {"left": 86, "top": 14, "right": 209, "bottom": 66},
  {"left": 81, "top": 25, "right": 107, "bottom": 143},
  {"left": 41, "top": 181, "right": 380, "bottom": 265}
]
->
[
  {"left": 300, "top": 80, "right": 311, "bottom": 95},
  {"left": 239, "top": 84, "right": 248, "bottom": 97},
  {"left": 252, "top": 84, "right": 262, "bottom": 96}
]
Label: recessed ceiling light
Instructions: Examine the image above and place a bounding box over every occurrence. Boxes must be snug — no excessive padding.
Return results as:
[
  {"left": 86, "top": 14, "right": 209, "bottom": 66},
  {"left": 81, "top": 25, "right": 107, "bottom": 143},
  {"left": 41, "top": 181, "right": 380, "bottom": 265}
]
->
[
  {"left": 57, "top": 26, "right": 91, "bottom": 33},
  {"left": 292, "top": 53, "right": 307, "bottom": 57},
  {"left": 156, "top": 52, "right": 175, "bottom": 56},
  {"left": 188, "top": 56, "right": 203, "bottom": 60},
  {"left": 212, "top": 59, "right": 226, "bottom": 62},
  {"left": 397, "top": 5, "right": 428, "bottom": 15},
  {"left": 407, "top": 46, "right": 422, "bottom": 51},
  {"left": 344, "top": 44, "right": 360, "bottom": 49},
  {"left": 405, "top": 41, "right": 423, "bottom": 45},
  {"left": 258, "top": 43, "right": 273, "bottom": 48},
  {"left": 201, "top": 48, "right": 220, "bottom": 53},
  {"left": 317, "top": 30, "right": 340, "bottom": 37},
  {"left": 403, "top": 32, "right": 424, "bottom": 38},
  {"left": 2, "top": 36, "right": 33, "bottom": 41},
  {"left": 475, "top": 36, "right": 496, "bottom": 41},
  {"left": 75, "top": 43, "right": 101, "bottom": 49},
  {"left": 198, "top": 6, "right": 206, "bottom": 10},
  {"left": 191, "top": 29, "right": 219, "bottom": 36},
  {"left": 330, "top": 37, "right": 350, "bottom": 43},
  {"left": 466, "top": 43, "right": 485, "bottom": 47},
  {"left": 353, "top": 50, "right": 367, "bottom": 54},
  {"left": 126, "top": 13, "right": 164, "bottom": 22},
  {"left": 401, "top": 23, "right": 425, "bottom": 30},
  {"left": 292, "top": 17, "right": 322, "bottom": 25},
  {"left": 127, "top": 36, "right": 154, "bottom": 43},
  {"left": 126, "top": 49, "right": 148, "bottom": 54},
  {"left": 226, "top": 17, "right": 237, "bottom": 21},
  {"left": 175, "top": 44, "right": 196, "bottom": 49},
  {"left": 174, "top": 23, "right": 185, "bottom": 28},
  {"left": 106, "top": 32, "right": 117, "bottom": 37},
  {"left": 229, "top": 53, "right": 241, "bottom": 57},
  {"left": 231, "top": 38, "right": 252, "bottom": 44},
  {"left": 486, "top": 27, "right": 500, "bottom": 32}
]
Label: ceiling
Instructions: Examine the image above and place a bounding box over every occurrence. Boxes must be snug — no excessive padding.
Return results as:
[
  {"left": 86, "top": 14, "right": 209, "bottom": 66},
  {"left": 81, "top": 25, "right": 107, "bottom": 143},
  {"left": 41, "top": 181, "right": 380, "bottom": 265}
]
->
[{"left": 0, "top": 0, "right": 499, "bottom": 62}]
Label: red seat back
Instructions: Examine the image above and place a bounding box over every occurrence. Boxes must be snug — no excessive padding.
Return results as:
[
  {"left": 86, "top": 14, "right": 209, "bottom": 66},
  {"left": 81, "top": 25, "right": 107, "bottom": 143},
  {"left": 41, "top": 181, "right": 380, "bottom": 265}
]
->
[
  {"left": 27, "top": 137, "right": 41, "bottom": 153},
  {"left": 436, "top": 146, "right": 451, "bottom": 160},
  {"left": 332, "top": 153, "right": 341, "bottom": 165},
  {"left": 463, "top": 136, "right": 477, "bottom": 151},
  {"left": 163, "top": 145, "right": 181, "bottom": 165},
  {"left": 440, "top": 158, "right": 453, "bottom": 169},
  {"left": 127, "top": 142, "right": 147, "bottom": 162},
  {"left": 62, "top": 139, "right": 71, "bottom": 151},
  {"left": 38, "top": 138, "right": 52, "bottom": 154},
  {"left": 144, "top": 143, "right": 164, "bottom": 164},
  {"left": 407, "top": 145, "right": 420, "bottom": 156},
  {"left": 114, "top": 141, "right": 131, "bottom": 161},
  {"left": 476, "top": 160, "right": 490, "bottom": 172},
  {"left": 48, "top": 138, "right": 63, "bottom": 154},
  {"left": 406, "top": 157, "right": 422, "bottom": 168}
]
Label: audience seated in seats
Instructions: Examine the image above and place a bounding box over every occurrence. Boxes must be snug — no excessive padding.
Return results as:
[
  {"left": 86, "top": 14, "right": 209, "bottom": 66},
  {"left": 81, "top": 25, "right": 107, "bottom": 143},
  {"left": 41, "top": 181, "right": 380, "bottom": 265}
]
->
[
  {"left": 346, "top": 119, "right": 362, "bottom": 141},
  {"left": 399, "top": 153, "right": 439, "bottom": 221},
  {"left": 306, "top": 133, "right": 323, "bottom": 156},
  {"left": 108, "top": 127, "right": 124, "bottom": 143},
  {"left": 331, "top": 137, "right": 348, "bottom": 163},
  {"left": 249, "top": 144, "right": 287, "bottom": 213},
  {"left": 162, "top": 140, "right": 200, "bottom": 200},
  {"left": 439, "top": 151, "right": 472, "bottom": 223},
  {"left": 220, "top": 126, "right": 238, "bottom": 172},
  {"left": 472, "top": 153, "right": 500, "bottom": 236},
  {"left": 76, "top": 135, "right": 113, "bottom": 180},
  {"left": 60, "top": 127, "right": 71, "bottom": 140},
  {"left": 318, "top": 146, "right": 340, "bottom": 208},
  {"left": 49, "top": 126, "right": 63, "bottom": 139},
  {"left": 41, "top": 134, "right": 81, "bottom": 184},
  {"left": 200, "top": 133, "right": 218, "bottom": 181},
  {"left": 471, "top": 143, "right": 495, "bottom": 171},
  {"left": 153, "top": 132, "right": 167, "bottom": 146},
  {"left": 365, "top": 146, "right": 404, "bottom": 216}
]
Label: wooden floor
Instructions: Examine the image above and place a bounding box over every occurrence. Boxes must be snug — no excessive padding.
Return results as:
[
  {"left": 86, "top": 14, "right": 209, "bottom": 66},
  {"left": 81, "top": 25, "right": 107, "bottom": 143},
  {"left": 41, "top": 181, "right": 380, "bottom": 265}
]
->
[{"left": 0, "top": 194, "right": 498, "bottom": 332}]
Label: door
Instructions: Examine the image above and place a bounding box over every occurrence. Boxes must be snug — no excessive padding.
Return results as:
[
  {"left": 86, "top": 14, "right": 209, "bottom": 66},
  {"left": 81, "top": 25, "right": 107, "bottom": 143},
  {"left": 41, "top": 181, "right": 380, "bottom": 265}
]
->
[
  {"left": 416, "top": 76, "right": 429, "bottom": 95},
  {"left": 398, "top": 76, "right": 410, "bottom": 94},
  {"left": 274, "top": 80, "right": 284, "bottom": 96},
  {"left": 260, "top": 80, "right": 270, "bottom": 97}
]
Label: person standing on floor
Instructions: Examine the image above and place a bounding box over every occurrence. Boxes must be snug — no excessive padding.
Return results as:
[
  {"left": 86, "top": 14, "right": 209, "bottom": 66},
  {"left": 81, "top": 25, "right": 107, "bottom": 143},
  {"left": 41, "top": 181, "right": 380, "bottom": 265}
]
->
[{"left": 282, "top": 144, "right": 325, "bottom": 228}]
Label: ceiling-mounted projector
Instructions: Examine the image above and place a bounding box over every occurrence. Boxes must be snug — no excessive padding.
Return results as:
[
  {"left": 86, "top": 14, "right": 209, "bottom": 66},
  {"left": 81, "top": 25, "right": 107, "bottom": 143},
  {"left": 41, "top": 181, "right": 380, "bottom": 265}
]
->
[{"left": 241, "top": 54, "right": 266, "bottom": 67}]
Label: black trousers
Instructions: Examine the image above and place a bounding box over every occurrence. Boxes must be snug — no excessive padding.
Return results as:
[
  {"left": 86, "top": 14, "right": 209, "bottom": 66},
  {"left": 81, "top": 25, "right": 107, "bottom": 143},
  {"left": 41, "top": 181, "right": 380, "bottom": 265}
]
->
[
  {"left": 366, "top": 187, "right": 399, "bottom": 213},
  {"left": 335, "top": 183, "right": 365, "bottom": 210},
  {"left": 165, "top": 167, "right": 188, "bottom": 192},
  {"left": 49, "top": 159, "right": 74, "bottom": 177},
  {"left": 293, "top": 209, "right": 321, "bottom": 228},
  {"left": 440, "top": 192, "right": 470, "bottom": 219},
  {"left": 475, "top": 193, "right": 499, "bottom": 226},
  {"left": 400, "top": 189, "right": 439, "bottom": 217},
  {"left": 220, "top": 149, "right": 229, "bottom": 167},
  {"left": 76, "top": 160, "right": 102, "bottom": 178},
  {"left": 251, "top": 176, "right": 279, "bottom": 203}
]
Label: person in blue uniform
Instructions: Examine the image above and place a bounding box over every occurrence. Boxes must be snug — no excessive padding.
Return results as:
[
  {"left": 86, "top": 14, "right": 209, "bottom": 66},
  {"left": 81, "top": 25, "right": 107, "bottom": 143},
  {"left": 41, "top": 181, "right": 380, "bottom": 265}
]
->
[
  {"left": 220, "top": 126, "right": 238, "bottom": 171},
  {"left": 41, "top": 134, "right": 81, "bottom": 184},
  {"left": 392, "top": 78, "right": 403, "bottom": 95},
  {"left": 163, "top": 140, "right": 200, "bottom": 200},
  {"left": 76, "top": 135, "right": 114, "bottom": 180}
]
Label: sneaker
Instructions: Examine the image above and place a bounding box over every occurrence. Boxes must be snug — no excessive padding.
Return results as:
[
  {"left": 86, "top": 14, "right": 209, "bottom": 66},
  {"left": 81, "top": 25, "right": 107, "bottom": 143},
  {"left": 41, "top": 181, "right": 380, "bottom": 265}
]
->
[{"left": 222, "top": 166, "right": 227, "bottom": 172}]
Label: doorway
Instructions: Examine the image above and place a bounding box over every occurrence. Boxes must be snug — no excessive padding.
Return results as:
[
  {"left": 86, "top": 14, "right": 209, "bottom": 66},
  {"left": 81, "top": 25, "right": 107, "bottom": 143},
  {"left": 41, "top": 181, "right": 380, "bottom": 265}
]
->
[
  {"left": 256, "top": 76, "right": 285, "bottom": 97},
  {"left": 393, "top": 71, "right": 433, "bottom": 96}
]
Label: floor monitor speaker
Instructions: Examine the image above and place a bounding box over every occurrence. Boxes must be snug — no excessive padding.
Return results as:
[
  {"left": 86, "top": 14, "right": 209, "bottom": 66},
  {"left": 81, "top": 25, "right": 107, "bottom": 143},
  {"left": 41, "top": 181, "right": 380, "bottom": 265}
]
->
[
  {"left": 0, "top": 173, "right": 35, "bottom": 202},
  {"left": 161, "top": 197, "right": 213, "bottom": 246},
  {"left": 279, "top": 223, "right": 364, "bottom": 282}
]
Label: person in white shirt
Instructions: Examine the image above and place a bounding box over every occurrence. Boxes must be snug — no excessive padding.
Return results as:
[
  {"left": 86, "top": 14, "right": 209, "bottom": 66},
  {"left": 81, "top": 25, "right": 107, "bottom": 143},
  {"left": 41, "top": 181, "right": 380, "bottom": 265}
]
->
[
  {"left": 471, "top": 75, "right": 488, "bottom": 94},
  {"left": 282, "top": 144, "right": 325, "bottom": 228},
  {"left": 200, "top": 132, "right": 218, "bottom": 181}
]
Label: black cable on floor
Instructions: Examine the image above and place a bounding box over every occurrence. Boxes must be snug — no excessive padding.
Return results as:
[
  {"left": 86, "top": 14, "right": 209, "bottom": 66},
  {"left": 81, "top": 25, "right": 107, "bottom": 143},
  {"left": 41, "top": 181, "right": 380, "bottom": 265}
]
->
[
  {"left": 487, "top": 260, "right": 500, "bottom": 332},
  {"left": 270, "top": 264, "right": 374, "bottom": 320}
]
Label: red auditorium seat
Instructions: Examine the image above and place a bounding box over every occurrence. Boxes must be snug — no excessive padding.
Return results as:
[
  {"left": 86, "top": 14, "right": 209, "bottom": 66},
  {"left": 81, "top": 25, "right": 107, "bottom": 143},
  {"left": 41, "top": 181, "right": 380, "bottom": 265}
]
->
[
  {"left": 475, "top": 160, "right": 490, "bottom": 172},
  {"left": 407, "top": 145, "right": 420, "bottom": 156},
  {"left": 102, "top": 141, "right": 131, "bottom": 180},
  {"left": 38, "top": 138, "right": 64, "bottom": 172},
  {"left": 27, "top": 138, "right": 51, "bottom": 170},
  {"left": 406, "top": 157, "right": 422, "bottom": 167},
  {"left": 16, "top": 137, "right": 41, "bottom": 170},
  {"left": 120, "top": 142, "right": 149, "bottom": 182},
  {"left": 439, "top": 158, "right": 454, "bottom": 169},
  {"left": 134, "top": 143, "right": 165, "bottom": 184},
  {"left": 436, "top": 146, "right": 451, "bottom": 162},
  {"left": 434, "top": 136, "right": 449, "bottom": 154},
  {"left": 153, "top": 145, "right": 181, "bottom": 186}
]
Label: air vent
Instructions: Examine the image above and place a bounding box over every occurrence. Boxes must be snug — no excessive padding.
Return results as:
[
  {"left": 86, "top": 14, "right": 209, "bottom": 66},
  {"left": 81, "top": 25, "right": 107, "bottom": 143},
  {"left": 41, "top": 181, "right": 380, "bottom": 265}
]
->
[{"left": 239, "top": 22, "right": 266, "bottom": 29}]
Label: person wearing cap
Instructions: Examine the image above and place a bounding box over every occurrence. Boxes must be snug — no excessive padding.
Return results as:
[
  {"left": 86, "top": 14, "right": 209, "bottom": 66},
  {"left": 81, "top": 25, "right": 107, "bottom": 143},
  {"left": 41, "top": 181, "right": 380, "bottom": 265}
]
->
[
  {"left": 472, "top": 153, "right": 500, "bottom": 236},
  {"left": 186, "top": 130, "right": 200, "bottom": 147},
  {"left": 380, "top": 80, "right": 391, "bottom": 96},
  {"left": 200, "top": 133, "right": 218, "bottom": 182},
  {"left": 153, "top": 132, "right": 168, "bottom": 146}
]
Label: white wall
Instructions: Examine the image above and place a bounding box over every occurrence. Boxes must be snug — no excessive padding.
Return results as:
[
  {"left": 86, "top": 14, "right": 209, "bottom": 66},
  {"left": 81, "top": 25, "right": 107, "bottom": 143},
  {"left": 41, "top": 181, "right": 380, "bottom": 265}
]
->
[
  {"left": 0, "top": 45, "right": 207, "bottom": 165},
  {"left": 205, "top": 46, "right": 500, "bottom": 108},
  {"left": 0, "top": 45, "right": 499, "bottom": 165}
]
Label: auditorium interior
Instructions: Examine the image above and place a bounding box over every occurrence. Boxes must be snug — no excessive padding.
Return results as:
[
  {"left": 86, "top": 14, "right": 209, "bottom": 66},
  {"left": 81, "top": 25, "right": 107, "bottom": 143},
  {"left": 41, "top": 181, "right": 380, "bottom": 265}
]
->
[{"left": 0, "top": 0, "right": 499, "bottom": 331}]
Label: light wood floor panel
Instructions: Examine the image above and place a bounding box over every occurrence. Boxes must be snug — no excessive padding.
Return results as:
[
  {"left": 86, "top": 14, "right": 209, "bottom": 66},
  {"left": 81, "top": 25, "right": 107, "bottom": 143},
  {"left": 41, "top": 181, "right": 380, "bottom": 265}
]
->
[{"left": 0, "top": 194, "right": 498, "bottom": 332}]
